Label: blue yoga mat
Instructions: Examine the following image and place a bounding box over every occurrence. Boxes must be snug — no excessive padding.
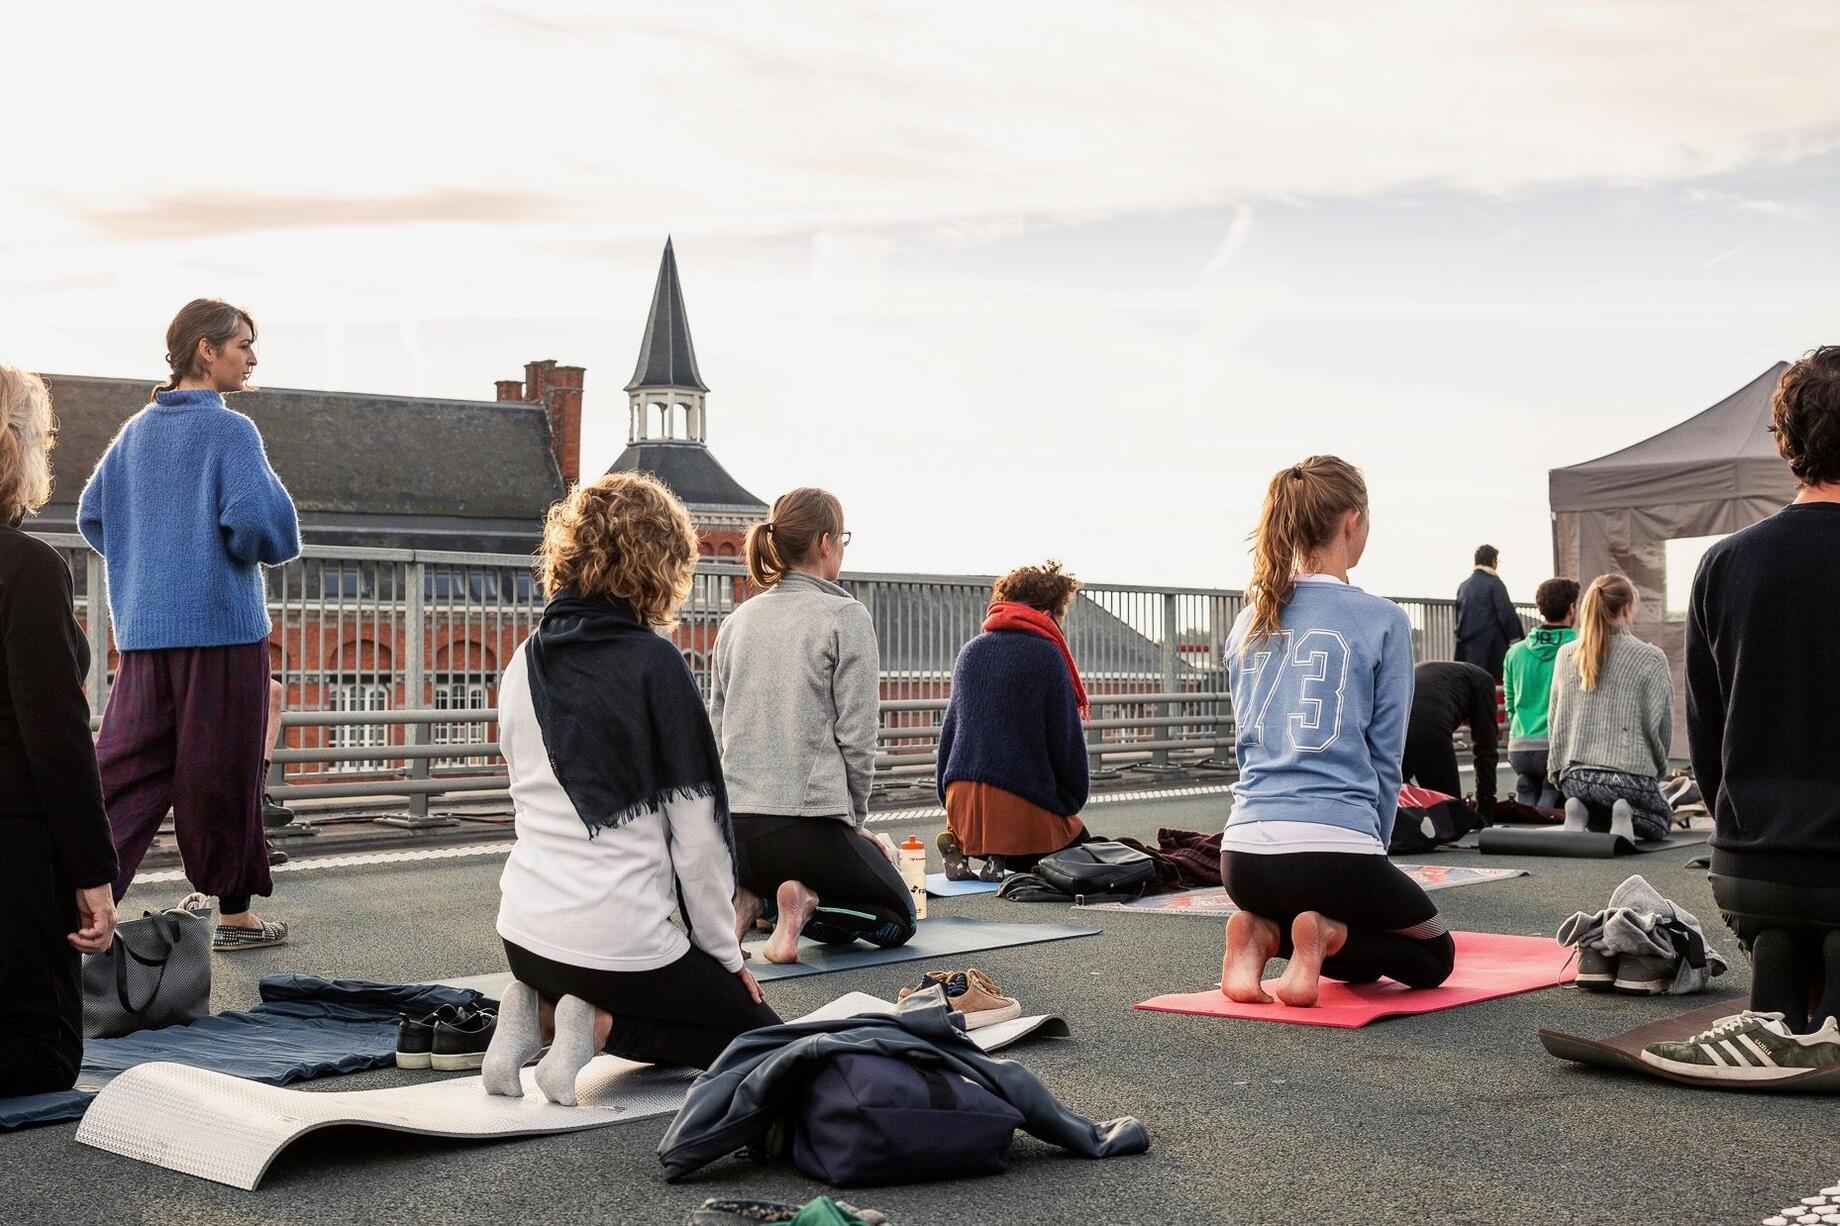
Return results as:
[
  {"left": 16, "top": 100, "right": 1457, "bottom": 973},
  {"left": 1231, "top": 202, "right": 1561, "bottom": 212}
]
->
[
  {"left": 0, "top": 976, "right": 488, "bottom": 1131},
  {"left": 925, "top": 872, "right": 1002, "bottom": 897}
]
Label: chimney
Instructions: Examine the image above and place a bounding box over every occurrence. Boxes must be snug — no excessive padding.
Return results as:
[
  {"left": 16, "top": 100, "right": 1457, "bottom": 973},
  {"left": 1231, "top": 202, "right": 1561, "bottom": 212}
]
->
[
  {"left": 494, "top": 379, "right": 524, "bottom": 402},
  {"left": 547, "top": 365, "right": 585, "bottom": 488}
]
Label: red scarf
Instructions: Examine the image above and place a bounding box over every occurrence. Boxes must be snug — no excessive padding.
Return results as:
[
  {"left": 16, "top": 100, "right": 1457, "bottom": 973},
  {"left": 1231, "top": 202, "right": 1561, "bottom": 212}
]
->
[{"left": 983, "top": 601, "right": 1090, "bottom": 718}]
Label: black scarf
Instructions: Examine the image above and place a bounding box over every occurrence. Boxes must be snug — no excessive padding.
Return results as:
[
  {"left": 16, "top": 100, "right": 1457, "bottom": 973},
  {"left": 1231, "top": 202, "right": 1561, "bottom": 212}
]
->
[{"left": 523, "top": 589, "right": 730, "bottom": 850}]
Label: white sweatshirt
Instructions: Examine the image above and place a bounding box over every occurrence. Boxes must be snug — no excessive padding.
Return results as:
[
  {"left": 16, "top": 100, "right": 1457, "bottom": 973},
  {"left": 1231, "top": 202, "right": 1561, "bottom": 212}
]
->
[{"left": 494, "top": 643, "right": 745, "bottom": 974}]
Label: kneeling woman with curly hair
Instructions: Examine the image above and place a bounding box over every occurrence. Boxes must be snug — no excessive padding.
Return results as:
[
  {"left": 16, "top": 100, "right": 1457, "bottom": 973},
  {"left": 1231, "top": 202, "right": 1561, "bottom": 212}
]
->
[{"left": 484, "top": 473, "right": 778, "bottom": 1104}]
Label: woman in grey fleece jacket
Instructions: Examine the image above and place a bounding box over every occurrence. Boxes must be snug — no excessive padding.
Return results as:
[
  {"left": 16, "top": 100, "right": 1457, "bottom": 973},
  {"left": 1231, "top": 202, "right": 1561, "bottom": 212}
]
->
[
  {"left": 712, "top": 488, "right": 915, "bottom": 964},
  {"left": 1548, "top": 574, "right": 1675, "bottom": 842}
]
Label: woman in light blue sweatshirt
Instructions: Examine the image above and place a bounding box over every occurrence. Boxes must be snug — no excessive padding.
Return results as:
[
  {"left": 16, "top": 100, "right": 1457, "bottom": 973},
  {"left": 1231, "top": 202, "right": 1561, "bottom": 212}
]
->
[{"left": 1219, "top": 456, "right": 1454, "bottom": 1007}]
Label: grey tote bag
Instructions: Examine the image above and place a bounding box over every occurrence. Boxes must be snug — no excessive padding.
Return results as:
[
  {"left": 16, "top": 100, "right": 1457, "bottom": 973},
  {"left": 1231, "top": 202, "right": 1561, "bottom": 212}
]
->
[{"left": 82, "top": 903, "right": 212, "bottom": 1039}]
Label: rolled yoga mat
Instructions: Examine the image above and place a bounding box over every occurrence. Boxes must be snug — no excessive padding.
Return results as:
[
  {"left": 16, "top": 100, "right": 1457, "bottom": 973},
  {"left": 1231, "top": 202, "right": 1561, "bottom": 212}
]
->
[{"left": 1477, "top": 824, "right": 1709, "bottom": 858}]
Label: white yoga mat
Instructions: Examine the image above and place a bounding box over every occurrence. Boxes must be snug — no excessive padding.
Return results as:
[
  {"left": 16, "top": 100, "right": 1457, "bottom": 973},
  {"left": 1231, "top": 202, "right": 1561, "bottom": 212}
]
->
[{"left": 75, "top": 992, "right": 1067, "bottom": 1190}]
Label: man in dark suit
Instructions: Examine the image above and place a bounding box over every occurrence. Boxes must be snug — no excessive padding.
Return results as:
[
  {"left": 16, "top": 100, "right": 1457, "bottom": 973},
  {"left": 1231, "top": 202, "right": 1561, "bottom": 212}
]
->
[{"left": 1454, "top": 544, "right": 1523, "bottom": 680}]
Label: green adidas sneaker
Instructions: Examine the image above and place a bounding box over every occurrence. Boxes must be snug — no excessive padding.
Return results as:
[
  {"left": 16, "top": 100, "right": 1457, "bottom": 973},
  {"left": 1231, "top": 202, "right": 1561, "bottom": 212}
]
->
[{"left": 1639, "top": 1011, "right": 1840, "bottom": 1081}]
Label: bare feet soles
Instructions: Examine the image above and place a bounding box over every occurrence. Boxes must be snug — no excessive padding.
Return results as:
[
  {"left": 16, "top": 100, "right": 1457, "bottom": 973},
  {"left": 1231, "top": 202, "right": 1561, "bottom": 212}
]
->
[
  {"left": 734, "top": 887, "right": 763, "bottom": 953},
  {"left": 1273, "top": 911, "right": 1349, "bottom": 1007},
  {"left": 762, "top": 880, "right": 819, "bottom": 964},
  {"left": 1222, "top": 911, "right": 1281, "bottom": 1003}
]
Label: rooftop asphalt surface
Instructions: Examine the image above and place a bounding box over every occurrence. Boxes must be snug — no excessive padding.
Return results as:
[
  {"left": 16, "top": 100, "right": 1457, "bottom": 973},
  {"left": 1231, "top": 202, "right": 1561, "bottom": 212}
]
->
[{"left": 4, "top": 783, "right": 1831, "bottom": 1226}]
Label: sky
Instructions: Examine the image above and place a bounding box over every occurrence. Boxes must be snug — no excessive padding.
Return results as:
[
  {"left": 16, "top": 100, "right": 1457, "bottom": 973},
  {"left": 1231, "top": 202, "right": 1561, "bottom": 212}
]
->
[{"left": 4, "top": 1, "right": 1838, "bottom": 602}]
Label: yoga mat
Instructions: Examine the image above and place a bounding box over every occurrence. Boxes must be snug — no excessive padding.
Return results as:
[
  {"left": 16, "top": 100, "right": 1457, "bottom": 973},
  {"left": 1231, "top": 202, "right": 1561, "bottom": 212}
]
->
[
  {"left": 926, "top": 872, "right": 1003, "bottom": 897},
  {"left": 1132, "top": 931, "right": 1576, "bottom": 1028},
  {"left": 75, "top": 992, "right": 1070, "bottom": 1190},
  {"left": 1539, "top": 1001, "right": 1840, "bottom": 1093},
  {"left": 1076, "top": 864, "right": 1527, "bottom": 917},
  {"left": 0, "top": 977, "right": 487, "bottom": 1131},
  {"left": 440, "top": 916, "right": 1100, "bottom": 997},
  {"left": 1477, "top": 823, "right": 1709, "bottom": 858}
]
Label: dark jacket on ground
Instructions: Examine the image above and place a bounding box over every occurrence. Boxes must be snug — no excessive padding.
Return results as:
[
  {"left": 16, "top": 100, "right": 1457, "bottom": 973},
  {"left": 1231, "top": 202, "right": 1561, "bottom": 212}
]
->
[
  {"left": 937, "top": 630, "right": 1089, "bottom": 817},
  {"left": 1454, "top": 568, "right": 1523, "bottom": 680},
  {"left": 657, "top": 989, "right": 1148, "bottom": 1181},
  {"left": 1409, "top": 660, "right": 1500, "bottom": 798},
  {"left": 1688, "top": 503, "right": 1840, "bottom": 881}
]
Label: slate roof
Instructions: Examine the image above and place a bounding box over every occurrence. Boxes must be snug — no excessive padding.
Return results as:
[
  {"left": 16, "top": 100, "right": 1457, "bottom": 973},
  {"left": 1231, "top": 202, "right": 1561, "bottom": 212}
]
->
[
  {"left": 36, "top": 374, "right": 563, "bottom": 550},
  {"left": 607, "top": 441, "right": 766, "bottom": 513},
  {"left": 625, "top": 238, "right": 709, "bottom": 393}
]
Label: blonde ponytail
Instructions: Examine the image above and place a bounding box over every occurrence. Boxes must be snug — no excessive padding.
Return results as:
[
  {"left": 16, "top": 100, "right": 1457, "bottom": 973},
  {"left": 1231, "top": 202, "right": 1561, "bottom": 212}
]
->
[
  {"left": 1244, "top": 456, "right": 1368, "bottom": 648},
  {"left": 746, "top": 487, "right": 843, "bottom": 589},
  {"left": 1575, "top": 573, "right": 1636, "bottom": 691}
]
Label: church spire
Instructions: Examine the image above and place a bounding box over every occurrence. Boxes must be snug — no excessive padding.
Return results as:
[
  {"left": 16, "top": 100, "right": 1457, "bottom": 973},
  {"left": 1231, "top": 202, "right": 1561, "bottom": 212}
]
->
[{"left": 624, "top": 237, "right": 709, "bottom": 395}]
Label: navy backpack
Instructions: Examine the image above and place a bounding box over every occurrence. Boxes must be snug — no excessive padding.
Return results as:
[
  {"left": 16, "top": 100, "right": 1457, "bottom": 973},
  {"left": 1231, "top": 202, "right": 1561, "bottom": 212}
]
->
[{"left": 789, "top": 1050, "right": 1025, "bottom": 1187}]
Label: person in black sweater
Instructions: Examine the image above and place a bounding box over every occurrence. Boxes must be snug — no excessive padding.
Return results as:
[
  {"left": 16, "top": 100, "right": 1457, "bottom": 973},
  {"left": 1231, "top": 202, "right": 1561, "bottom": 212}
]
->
[
  {"left": 1402, "top": 660, "right": 1499, "bottom": 819},
  {"left": 1688, "top": 346, "right": 1840, "bottom": 1043},
  {"left": 0, "top": 365, "right": 118, "bottom": 1096},
  {"left": 1454, "top": 545, "right": 1523, "bottom": 680}
]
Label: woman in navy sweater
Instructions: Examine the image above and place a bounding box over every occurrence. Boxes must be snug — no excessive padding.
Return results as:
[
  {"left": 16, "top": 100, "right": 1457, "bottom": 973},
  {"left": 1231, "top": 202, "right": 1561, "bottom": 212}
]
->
[
  {"left": 936, "top": 562, "right": 1092, "bottom": 878},
  {"left": 0, "top": 365, "right": 118, "bottom": 1095},
  {"left": 78, "top": 300, "right": 300, "bottom": 950}
]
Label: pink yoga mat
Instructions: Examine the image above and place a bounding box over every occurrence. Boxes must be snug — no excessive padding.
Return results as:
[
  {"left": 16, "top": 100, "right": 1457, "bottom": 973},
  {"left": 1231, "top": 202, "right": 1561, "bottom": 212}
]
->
[{"left": 1133, "top": 931, "right": 1576, "bottom": 1028}]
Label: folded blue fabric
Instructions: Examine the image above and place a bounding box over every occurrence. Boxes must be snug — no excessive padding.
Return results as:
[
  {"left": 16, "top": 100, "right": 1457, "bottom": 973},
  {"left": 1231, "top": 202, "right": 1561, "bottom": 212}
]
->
[{"left": 1, "top": 976, "right": 491, "bottom": 1131}]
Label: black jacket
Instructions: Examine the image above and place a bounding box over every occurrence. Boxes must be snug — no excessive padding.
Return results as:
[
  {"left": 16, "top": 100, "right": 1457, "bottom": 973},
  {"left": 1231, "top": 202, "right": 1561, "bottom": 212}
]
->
[
  {"left": 1688, "top": 503, "right": 1840, "bottom": 875},
  {"left": 0, "top": 526, "right": 116, "bottom": 887},
  {"left": 657, "top": 989, "right": 1148, "bottom": 1181},
  {"left": 1409, "top": 661, "right": 1500, "bottom": 802},
  {"left": 1454, "top": 569, "right": 1523, "bottom": 680}
]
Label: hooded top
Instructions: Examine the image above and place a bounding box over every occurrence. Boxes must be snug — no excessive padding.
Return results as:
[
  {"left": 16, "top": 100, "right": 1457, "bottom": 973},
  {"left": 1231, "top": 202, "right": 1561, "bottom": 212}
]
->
[{"left": 1502, "top": 624, "right": 1578, "bottom": 749}]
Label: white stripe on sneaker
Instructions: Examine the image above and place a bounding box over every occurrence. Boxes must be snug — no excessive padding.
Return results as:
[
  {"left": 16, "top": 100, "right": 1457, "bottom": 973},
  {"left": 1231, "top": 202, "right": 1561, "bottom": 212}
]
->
[
  {"left": 1739, "top": 1034, "right": 1778, "bottom": 1066},
  {"left": 1700, "top": 1043, "right": 1728, "bottom": 1066},
  {"left": 1720, "top": 1039, "right": 1753, "bottom": 1066}
]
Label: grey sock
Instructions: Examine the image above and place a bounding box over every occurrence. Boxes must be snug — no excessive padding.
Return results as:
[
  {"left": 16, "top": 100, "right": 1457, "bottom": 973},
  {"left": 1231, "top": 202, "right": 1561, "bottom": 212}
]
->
[
  {"left": 482, "top": 979, "right": 542, "bottom": 1098},
  {"left": 1563, "top": 797, "right": 1589, "bottom": 832},
  {"left": 534, "top": 994, "right": 598, "bottom": 1106},
  {"left": 1610, "top": 799, "right": 1636, "bottom": 843}
]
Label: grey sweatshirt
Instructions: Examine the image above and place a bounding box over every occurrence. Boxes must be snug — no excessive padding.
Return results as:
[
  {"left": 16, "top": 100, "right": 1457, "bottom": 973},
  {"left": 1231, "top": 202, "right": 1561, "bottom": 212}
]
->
[
  {"left": 710, "top": 570, "right": 881, "bottom": 824},
  {"left": 1548, "top": 628, "right": 1673, "bottom": 780}
]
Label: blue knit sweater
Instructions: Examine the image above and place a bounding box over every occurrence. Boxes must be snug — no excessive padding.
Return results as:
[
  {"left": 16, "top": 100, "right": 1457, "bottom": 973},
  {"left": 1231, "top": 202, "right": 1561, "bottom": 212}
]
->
[
  {"left": 77, "top": 389, "right": 300, "bottom": 650},
  {"left": 937, "top": 630, "right": 1090, "bottom": 816}
]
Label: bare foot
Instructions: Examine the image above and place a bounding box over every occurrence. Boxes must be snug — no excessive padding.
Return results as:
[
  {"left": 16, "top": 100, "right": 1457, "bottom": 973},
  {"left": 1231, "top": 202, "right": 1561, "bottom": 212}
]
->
[
  {"left": 733, "top": 887, "right": 763, "bottom": 945},
  {"left": 762, "top": 880, "right": 819, "bottom": 964},
  {"left": 1221, "top": 910, "right": 1281, "bottom": 1003},
  {"left": 1274, "top": 912, "right": 1348, "bottom": 1007}
]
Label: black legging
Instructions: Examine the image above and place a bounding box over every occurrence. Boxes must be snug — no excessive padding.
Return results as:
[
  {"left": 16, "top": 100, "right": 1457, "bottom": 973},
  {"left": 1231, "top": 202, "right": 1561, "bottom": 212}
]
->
[
  {"left": 1401, "top": 726, "right": 1463, "bottom": 801},
  {"left": 0, "top": 816, "right": 85, "bottom": 1097},
  {"left": 503, "top": 940, "right": 780, "bottom": 1070},
  {"left": 1222, "top": 850, "right": 1456, "bottom": 989},
  {"left": 1711, "top": 873, "right": 1840, "bottom": 1034},
  {"left": 733, "top": 814, "right": 916, "bottom": 949}
]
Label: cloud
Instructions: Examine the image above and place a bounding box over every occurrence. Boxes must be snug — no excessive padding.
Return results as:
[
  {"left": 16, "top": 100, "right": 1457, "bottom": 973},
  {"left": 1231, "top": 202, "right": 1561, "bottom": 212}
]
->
[
  {"left": 73, "top": 190, "right": 562, "bottom": 242},
  {"left": 1201, "top": 207, "right": 1256, "bottom": 281}
]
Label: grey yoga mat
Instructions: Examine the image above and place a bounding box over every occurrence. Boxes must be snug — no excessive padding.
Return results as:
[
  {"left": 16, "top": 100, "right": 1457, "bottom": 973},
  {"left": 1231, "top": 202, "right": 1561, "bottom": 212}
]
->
[
  {"left": 441, "top": 916, "right": 1100, "bottom": 997},
  {"left": 1476, "top": 824, "right": 1710, "bottom": 859},
  {"left": 74, "top": 992, "right": 1070, "bottom": 1190}
]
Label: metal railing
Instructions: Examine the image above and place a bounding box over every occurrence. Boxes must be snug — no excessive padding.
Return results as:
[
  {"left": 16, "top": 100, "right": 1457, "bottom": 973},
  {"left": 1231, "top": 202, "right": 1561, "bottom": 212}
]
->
[{"left": 37, "top": 534, "right": 1532, "bottom": 814}]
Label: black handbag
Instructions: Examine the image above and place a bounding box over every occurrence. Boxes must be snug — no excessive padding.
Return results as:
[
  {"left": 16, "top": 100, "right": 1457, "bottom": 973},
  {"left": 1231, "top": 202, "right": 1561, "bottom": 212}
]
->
[
  {"left": 1034, "top": 840, "right": 1155, "bottom": 899},
  {"left": 82, "top": 904, "right": 213, "bottom": 1039}
]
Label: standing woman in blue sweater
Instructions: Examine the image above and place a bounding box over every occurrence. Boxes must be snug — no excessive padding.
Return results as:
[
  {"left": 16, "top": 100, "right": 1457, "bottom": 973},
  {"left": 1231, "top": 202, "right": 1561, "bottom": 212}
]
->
[
  {"left": 1220, "top": 457, "right": 1453, "bottom": 1007},
  {"left": 79, "top": 300, "right": 301, "bottom": 950}
]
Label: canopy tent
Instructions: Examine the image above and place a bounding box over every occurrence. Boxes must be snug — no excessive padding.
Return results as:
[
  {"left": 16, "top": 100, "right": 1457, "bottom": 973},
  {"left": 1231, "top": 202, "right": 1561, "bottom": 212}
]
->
[{"left": 1549, "top": 361, "right": 1794, "bottom": 756}]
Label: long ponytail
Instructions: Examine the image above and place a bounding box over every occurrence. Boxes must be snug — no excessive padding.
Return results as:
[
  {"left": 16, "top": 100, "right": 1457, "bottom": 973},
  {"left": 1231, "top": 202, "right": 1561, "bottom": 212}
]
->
[
  {"left": 1574, "top": 573, "right": 1636, "bottom": 692},
  {"left": 1244, "top": 455, "right": 1368, "bottom": 648},
  {"left": 744, "top": 487, "right": 844, "bottom": 589}
]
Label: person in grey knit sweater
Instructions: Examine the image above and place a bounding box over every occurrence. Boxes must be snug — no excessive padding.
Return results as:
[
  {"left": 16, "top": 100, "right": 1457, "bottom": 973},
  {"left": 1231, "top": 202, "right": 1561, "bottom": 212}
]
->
[
  {"left": 713, "top": 488, "right": 914, "bottom": 965},
  {"left": 1548, "top": 573, "right": 1674, "bottom": 841}
]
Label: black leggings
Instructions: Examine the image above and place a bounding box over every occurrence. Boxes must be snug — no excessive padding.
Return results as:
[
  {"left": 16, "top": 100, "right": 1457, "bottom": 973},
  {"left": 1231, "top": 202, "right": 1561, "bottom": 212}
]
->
[
  {"left": 1711, "top": 873, "right": 1840, "bottom": 1034},
  {"left": 0, "top": 817, "right": 83, "bottom": 1096},
  {"left": 503, "top": 940, "right": 781, "bottom": 1070},
  {"left": 1401, "top": 728, "right": 1463, "bottom": 802},
  {"left": 733, "top": 814, "right": 916, "bottom": 949},
  {"left": 1222, "top": 850, "right": 1456, "bottom": 989}
]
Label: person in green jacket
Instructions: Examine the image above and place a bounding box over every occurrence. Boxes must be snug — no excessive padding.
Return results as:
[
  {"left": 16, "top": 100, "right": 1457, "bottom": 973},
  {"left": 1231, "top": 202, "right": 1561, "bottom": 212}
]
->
[{"left": 1502, "top": 578, "right": 1580, "bottom": 808}]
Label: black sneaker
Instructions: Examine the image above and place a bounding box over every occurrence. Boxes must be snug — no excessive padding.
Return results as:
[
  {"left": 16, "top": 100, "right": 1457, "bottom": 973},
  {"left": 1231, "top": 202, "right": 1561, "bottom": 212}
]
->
[
  {"left": 396, "top": 1004, "right": 472, "bottom": 1069},
  {"left": 1575, "top": 947, "right": 1616, "bottom": 992},
  {"left": 264, "top": 793, "right": 296, "bottom": 828},
  {"left": 266, "top": 840, "right": 289, "bottom": 867},
  {"left": 431, "top": 1009, "right": 498, "bottom": 1070}
]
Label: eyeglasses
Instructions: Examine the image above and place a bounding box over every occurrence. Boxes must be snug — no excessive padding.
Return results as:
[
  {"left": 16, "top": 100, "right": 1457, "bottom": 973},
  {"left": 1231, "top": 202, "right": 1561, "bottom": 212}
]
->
[{"left": 835, "top": 531, "right": 852, "bottom": 546}]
